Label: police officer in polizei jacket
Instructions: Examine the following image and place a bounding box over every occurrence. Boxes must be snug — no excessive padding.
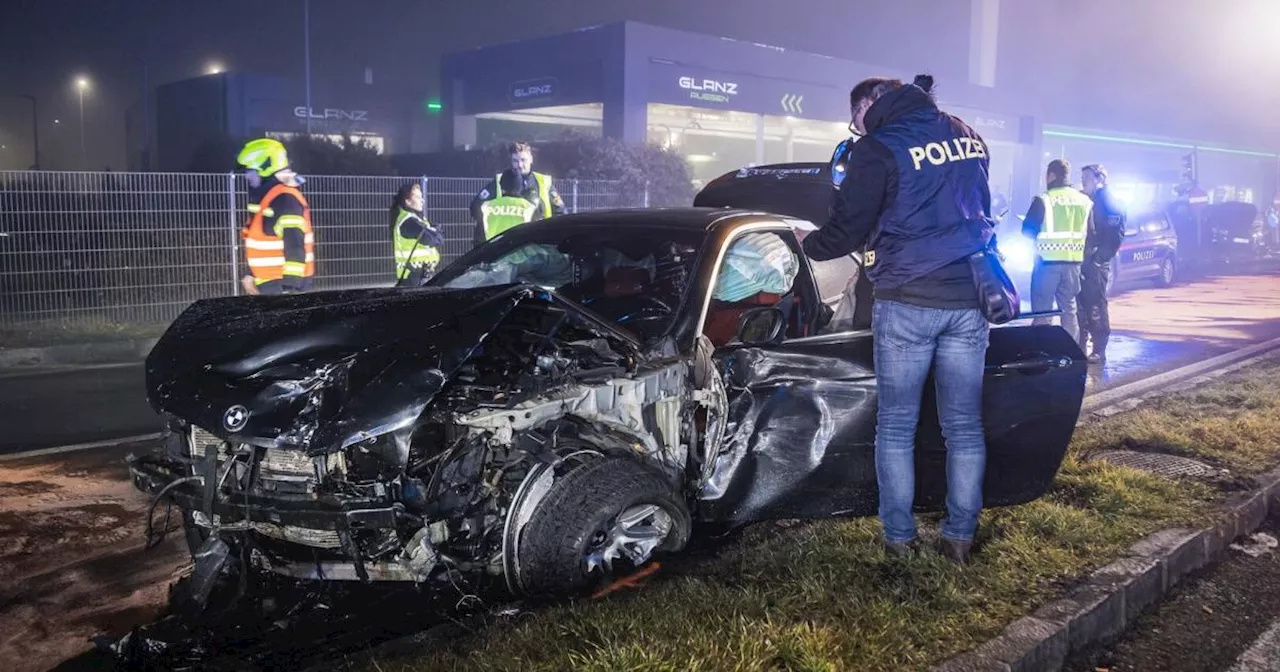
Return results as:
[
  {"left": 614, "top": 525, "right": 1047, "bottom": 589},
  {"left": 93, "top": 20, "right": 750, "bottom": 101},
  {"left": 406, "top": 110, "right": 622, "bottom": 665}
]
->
[
  {"left": 801, "top": 74, "right": 995, "bottom": 566},
  {"left": 469, "top": 141, "right": 566, "bottom": 246}
]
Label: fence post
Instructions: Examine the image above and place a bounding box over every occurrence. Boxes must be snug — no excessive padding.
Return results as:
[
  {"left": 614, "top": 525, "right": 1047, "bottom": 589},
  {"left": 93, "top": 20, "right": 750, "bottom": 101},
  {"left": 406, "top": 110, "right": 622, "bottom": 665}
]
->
[
  {"left": 643, "top": 180, "right": 650, "bottom": 208},
  {"left": 227, "top": 172, "right": 240, "bottom": 296},
  {"left": 420, "top": 174, "right": 430, "bottom": 270},
  {"left": 572, "top": 179, "right": 579, "bottom": 213}
]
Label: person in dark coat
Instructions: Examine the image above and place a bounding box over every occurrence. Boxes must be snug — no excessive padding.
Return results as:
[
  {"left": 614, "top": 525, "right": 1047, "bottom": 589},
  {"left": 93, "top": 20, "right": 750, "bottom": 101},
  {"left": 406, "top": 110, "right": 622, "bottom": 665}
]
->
[{"left": 801, "top": 74, "right": 995, "bottom": 565}]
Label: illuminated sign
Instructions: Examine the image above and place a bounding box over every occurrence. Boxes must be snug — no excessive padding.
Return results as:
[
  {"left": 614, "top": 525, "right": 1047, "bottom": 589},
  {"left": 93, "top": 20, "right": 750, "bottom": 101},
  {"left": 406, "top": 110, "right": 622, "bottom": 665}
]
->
[
  {"left": 293, "top": 107, "right": 369, "bottom": 122},
  {"left": 508, "top": 77, "right": 558, "bottom": 104},
  {"left": 679, "top": 76, "right": 738, "bottom": 104}
]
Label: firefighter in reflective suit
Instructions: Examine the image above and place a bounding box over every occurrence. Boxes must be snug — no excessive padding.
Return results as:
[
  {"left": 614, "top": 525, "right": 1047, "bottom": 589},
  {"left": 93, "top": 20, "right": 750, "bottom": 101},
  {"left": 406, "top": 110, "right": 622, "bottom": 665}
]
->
[
  {"left": 236, "top": 139, "right": 314, "bottom": 295},
  {"left": 469, "top": 141, "right": 566, "bottom": 245}
]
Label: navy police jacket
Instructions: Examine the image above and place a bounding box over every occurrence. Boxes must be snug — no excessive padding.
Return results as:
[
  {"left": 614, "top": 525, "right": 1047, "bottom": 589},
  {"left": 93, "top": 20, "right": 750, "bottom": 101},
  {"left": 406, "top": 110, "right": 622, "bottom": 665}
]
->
[{"left": 803, "top": 84, "right": 994, "bottom": 308}]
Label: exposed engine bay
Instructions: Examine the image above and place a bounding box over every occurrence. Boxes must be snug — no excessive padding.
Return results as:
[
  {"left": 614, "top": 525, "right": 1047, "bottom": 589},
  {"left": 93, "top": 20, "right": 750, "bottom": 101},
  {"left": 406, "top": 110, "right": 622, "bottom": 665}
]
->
[{"left": 130, "top": 286, "right": 716, "bottom": 605}]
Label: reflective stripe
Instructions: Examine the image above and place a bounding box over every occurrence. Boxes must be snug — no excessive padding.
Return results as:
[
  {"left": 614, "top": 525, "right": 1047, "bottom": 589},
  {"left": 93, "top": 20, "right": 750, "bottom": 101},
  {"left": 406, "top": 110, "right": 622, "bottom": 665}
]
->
[
  {"left": 244, "top": 238, "right": 285, "bottom": 250},
  {"left": 248, "top": 256, "right": 286, "bottom": 267},
  {"left": 282, "top": 261, "right": 308, "bottom": 275},
  {"left": 277, "top": 214, "right": 308, "bottom": 228},
  {"left": 247, "top": 203, "right": 261, "bottom": 213}
]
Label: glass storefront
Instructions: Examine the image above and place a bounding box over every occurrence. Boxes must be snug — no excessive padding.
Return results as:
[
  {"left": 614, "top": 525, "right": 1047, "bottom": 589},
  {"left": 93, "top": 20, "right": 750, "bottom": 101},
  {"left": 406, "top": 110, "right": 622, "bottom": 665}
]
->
[
  {"left": 646, "top": 103, "right": 847, "bottom": 187},
  {"left": 266, "top": 131, "right": 387, "bottom": 154},
  {"left": 1042, "top": 129, "right": 1280, "bottom": 213},
  {"left": 473, "top": 104, "right": 604, "bottom": 145}
]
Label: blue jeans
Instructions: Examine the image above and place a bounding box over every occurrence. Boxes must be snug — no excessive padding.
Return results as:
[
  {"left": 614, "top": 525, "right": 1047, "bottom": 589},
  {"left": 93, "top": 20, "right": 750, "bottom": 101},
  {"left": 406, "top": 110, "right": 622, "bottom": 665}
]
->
[{"left": 872, "top": 299, "right": 990, "bottom": 543}]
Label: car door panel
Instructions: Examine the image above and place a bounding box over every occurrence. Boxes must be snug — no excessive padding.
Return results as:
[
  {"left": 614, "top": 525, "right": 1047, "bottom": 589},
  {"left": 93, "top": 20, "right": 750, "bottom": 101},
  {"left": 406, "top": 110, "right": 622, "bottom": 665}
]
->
[{"left": 698, "top": 325, "right": 1086, "bottom": 527}]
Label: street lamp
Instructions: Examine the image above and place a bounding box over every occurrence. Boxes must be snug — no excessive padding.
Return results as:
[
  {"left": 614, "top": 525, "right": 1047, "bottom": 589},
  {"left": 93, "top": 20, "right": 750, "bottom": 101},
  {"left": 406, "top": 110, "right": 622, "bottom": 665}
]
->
[
  {"left": 205, "top": 61, "right": 225, "bottom": 75},
  {"left": 74, "top": 76, "right": 89, "bottom": 169}
]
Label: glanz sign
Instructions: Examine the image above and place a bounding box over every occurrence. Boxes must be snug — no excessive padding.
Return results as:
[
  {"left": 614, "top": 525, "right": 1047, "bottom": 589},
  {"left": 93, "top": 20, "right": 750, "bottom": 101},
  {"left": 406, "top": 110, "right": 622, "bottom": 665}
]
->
[
  {"left": 508, "top": 77, "right": 557, "bottom": 104},
  {"left": 679, "top": 76, "right": 738, "bottom": 104},
  {"left": 293, "top": 107, "right": 369, "bottom": 122}
]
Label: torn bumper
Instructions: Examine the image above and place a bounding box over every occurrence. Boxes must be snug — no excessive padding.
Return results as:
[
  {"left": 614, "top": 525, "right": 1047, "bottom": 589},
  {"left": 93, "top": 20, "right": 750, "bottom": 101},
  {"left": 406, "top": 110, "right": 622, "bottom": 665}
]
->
[
  {"left": 130, "top": 457, "right": 407, "bottom": 532},
  {"left": 130, "top": 456, "right": 437, "bottom": 583}
]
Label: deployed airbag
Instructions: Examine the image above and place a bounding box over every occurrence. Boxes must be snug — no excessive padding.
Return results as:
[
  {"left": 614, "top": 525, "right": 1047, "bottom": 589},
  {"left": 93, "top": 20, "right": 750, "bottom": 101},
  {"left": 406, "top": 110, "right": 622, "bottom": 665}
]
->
[{"left": 712, "top": 233, "right": 799, "bottom": 302}]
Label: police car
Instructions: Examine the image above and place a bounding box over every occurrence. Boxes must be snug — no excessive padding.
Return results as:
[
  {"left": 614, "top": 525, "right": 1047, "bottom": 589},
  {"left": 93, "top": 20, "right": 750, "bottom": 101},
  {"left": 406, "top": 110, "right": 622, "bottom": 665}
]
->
[{"left": 1107, "top": 207, "right": 1178, "bottom": 296}]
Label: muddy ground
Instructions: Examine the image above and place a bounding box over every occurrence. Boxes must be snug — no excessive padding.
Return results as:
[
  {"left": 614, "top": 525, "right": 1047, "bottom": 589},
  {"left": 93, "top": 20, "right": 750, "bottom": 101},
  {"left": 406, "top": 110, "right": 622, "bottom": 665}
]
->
[{"left": 0, "top": 443, "right": 187, "bottom": 672}]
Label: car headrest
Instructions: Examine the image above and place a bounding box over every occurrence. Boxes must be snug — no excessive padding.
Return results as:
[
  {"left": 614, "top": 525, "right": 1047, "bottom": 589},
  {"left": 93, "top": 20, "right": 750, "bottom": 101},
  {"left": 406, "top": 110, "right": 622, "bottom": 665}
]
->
[{"left": 603, "top": 267, "right": 651, "bottom": 298}]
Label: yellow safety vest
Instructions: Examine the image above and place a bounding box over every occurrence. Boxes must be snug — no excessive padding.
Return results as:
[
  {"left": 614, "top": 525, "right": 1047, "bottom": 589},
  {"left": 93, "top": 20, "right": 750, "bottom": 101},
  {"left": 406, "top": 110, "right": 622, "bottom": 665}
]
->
[
  {"left": 495, "top": 171, "right": 554, "bottom": 219},
  {"left": 1036, "top": 186, "right": 1093, "bottom": 263},
  {"left": 392, "top": 208, "right": 441, "bottom": 280}
]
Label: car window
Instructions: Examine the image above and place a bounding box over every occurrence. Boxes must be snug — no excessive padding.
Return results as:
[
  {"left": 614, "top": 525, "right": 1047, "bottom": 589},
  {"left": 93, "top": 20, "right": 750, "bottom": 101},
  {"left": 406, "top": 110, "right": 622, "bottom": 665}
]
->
[
  {"left": 428, "top": 224, "right": 704, "bottom": 342},
  {"left": 703, "top": 230, "right": 809, "bottom": 346},
  {"left": 1129, "top": 212, "right": 1169, "bottom": 235}
]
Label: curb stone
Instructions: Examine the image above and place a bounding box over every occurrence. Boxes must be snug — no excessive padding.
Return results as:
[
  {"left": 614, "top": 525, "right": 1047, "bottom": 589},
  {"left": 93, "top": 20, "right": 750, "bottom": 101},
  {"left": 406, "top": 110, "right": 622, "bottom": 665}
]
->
[
  {"left": 0, "top": 338, "right": 158, "bottom": 368},
  {"left": 932, "top": 466, "right": 1280, "bottom": 672}
]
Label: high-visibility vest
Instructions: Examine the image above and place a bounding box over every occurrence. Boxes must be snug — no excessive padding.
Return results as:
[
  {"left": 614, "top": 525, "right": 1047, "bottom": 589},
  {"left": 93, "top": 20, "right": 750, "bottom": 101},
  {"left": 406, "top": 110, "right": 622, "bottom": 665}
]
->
[
  {"left": 495, "top": 171, "right": 554, "bottom": 219},
  {"left": 481, "top": 196, "right": 538, "bottom": 240},
  {"left": 1035, "top": 186, "right": 1092, "bottom": 263},
  {"left": 242, "top": 183, "right": 315, "bottom": 285},
  {"left": 392, "top": 208, "right": 441, "bottom": 280}
]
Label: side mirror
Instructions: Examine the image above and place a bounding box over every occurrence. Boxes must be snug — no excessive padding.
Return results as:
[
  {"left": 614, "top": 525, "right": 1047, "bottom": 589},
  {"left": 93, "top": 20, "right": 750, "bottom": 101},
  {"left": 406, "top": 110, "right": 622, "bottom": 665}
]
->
[{"left": 735, "top": 306, "right": 786, "bottom": 346}]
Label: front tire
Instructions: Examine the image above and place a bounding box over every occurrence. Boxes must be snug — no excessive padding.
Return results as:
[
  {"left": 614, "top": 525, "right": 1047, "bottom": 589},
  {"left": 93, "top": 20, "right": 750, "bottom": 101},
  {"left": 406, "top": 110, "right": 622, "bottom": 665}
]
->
[
  {"left": 1156, "top": 256, "right": 1176, "bottom": 287},
  {"left": 516, "top": 456, "right": 690, "bottom": 596}
]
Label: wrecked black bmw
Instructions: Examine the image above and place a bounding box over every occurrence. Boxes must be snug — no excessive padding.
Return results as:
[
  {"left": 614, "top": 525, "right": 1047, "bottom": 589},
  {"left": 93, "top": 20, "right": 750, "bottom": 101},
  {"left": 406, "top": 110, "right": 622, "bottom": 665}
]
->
[{"left": 130, "top": 164, "right": 1087, "bottom": 604}]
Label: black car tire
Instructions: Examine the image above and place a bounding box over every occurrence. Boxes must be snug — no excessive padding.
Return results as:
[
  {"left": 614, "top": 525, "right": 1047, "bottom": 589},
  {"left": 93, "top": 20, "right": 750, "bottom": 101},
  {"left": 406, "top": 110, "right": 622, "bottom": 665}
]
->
[
  {"left": 516, "top": 455, "right": 690, "bottom": 596},
  {"left": 1156, "top": 256, "right": 1176, "bottom": 288}
]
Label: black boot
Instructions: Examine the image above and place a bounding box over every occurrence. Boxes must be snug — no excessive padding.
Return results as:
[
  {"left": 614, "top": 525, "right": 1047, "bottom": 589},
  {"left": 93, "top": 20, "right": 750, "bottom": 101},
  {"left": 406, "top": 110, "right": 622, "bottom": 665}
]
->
[{"left": 939, "top": 538, "right": 972, "bottom": 566}]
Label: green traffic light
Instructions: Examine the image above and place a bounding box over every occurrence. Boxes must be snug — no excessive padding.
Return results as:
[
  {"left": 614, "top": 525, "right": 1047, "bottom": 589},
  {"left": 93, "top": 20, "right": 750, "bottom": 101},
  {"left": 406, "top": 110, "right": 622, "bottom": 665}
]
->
[{"left": 426, "top": 101, "right": 442, "bottom": 113}]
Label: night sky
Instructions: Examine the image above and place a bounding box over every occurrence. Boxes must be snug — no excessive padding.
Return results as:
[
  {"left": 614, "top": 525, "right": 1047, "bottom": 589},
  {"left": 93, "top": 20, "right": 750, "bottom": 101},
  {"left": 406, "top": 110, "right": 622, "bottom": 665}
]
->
[{"left": 1, "top": 0, "right": 1277, "bottom": 170}]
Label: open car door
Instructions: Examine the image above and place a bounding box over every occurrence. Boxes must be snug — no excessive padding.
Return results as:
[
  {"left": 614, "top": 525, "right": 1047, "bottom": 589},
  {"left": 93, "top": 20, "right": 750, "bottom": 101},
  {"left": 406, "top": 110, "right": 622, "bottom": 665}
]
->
[{"left": 693, "top": 163, "right": 1087, "bottom": 526}]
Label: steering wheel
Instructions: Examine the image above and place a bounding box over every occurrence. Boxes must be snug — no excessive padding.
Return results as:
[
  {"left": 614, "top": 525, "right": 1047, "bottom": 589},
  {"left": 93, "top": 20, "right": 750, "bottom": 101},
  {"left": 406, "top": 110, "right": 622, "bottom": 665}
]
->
[{"left": 616, "top": 294, "right": 673, "bottom": 324}]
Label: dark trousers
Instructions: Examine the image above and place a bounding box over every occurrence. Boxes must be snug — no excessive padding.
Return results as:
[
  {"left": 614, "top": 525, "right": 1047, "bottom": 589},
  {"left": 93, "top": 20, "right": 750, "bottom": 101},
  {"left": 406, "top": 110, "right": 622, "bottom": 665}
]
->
[{"left": 1077, "top": 259, "right": 1111, "bottom": 354}]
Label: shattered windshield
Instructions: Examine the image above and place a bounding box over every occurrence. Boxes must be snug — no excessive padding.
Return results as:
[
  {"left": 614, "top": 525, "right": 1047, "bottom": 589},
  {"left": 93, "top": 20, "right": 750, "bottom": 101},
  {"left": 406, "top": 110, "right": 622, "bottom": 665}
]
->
[{"left": 428, "top": 224, "right": 706, "bottom": 340}]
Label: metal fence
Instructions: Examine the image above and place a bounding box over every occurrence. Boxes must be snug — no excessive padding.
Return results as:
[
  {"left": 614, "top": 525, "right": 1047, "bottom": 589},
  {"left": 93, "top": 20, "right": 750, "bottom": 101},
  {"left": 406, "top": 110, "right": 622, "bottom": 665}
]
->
[{"left": 0, "top": 171, "right": 631, "bottom": 336}]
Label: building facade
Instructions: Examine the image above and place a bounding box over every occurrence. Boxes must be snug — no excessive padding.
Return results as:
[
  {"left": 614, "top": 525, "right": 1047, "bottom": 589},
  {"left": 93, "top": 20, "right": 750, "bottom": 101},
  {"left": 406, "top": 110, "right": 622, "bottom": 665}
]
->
[
  {"left": 127, "top": 72, "right": 420, "bottom": 172},
  {"left": 441, "top": 21, "right": 1040, "bottom": 206}
]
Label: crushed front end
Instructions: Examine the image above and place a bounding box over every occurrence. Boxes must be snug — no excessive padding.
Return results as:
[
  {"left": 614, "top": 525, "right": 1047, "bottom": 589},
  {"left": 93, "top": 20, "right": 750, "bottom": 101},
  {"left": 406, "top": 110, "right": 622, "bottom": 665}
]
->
[{"left": 130, "top": 285, "right": 701, "bottom": 606}]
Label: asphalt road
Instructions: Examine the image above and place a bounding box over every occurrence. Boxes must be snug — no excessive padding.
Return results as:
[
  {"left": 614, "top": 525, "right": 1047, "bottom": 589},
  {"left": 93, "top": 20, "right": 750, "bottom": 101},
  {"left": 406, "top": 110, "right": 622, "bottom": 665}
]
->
[{"left": 0, "top": 363, "right": 156, "bottom": 454}]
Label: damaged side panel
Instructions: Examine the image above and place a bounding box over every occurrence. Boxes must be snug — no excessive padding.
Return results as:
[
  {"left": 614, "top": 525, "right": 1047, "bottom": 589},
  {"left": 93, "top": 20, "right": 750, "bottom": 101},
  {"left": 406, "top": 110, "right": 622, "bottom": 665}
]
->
[
  {"left": 699, "top": 341, "right": 878, "bottom": 526},
  {"left": 698, "top": 325, "right": 1086, "bottom": 528}
]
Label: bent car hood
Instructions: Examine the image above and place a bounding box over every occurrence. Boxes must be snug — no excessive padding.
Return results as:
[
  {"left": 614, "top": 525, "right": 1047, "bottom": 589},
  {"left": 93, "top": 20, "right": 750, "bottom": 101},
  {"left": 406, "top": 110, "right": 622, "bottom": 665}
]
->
[{"left": 146, "top": 284, "right": 639, "bottom": 454}]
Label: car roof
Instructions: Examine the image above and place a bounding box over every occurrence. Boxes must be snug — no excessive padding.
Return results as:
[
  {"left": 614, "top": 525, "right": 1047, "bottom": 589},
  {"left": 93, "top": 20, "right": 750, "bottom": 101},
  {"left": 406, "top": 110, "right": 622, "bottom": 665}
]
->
[{"left": 528, "top": 207, "right": 783, "bottom": 234}]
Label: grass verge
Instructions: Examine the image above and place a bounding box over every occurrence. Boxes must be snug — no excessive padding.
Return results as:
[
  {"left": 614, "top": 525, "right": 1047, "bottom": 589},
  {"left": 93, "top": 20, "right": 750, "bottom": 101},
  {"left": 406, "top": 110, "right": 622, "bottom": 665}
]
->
[{"left": 363, "top": 359, "right": 1280, "bottom": 672}]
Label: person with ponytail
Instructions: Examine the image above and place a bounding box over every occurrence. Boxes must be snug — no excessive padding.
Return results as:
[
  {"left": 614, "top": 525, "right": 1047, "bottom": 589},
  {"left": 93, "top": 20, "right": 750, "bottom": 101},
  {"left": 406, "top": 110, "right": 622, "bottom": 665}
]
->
[
  {"left": 801, "top": 73, "right": 996, "bottom": 565},
  {"left": 389, "top": 182, "right": 443, "bottom": 287}
]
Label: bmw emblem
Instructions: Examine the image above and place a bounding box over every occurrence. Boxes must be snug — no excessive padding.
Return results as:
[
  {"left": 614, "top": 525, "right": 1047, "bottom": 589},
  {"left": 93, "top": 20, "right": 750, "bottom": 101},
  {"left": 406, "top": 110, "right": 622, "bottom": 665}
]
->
[{"left": 222, "top": 405, "right": 250, "bottom": 432}]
